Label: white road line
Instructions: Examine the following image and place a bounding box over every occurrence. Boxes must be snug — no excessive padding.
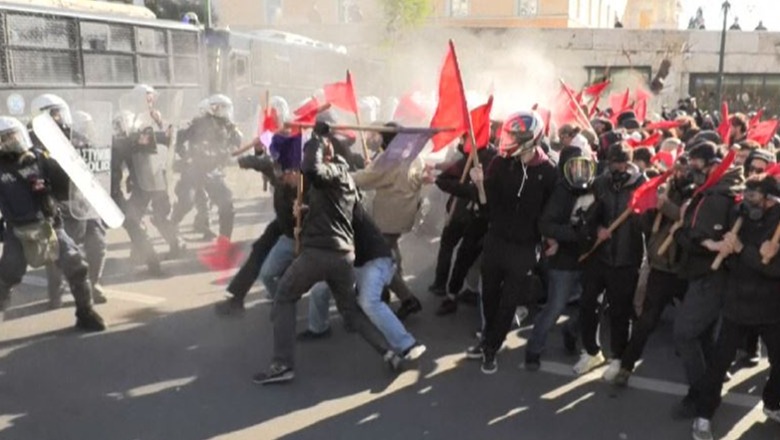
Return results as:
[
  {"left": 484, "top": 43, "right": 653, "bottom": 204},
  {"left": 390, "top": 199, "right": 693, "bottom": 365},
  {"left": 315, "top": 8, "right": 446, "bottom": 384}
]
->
[{"left": 21, "top": 275, "right": 166, "bottom": 305}]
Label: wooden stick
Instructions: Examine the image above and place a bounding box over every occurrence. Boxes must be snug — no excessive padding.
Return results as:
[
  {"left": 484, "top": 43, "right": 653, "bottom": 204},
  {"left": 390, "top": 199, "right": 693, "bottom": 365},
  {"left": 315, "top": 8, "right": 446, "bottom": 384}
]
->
[
  {"left": 294, "top": 172, "right": 304, "bottom": 255},
  {"left": 559, "top": 78, "right": 596, "bottom": 133},
  {"left": 231, "top": 138, "right": 260, "bottom": 157},
  {"left": 656, "top": 220, "right": 681, "bottom": 256},
  {"left": 355, "top": 111, "right": 371, "bottom": 162},
  {"left": 762, "top": 222, "right": 780, "bottom": 264},
  {"left": 578, "top": 206, "right": 633, "bottom": 263},
  {"left": 711, "top": 217, "right": 743, "bottom": 270},
  {"left": 652, "top": 212, "right": 663, "bottom": 234}
]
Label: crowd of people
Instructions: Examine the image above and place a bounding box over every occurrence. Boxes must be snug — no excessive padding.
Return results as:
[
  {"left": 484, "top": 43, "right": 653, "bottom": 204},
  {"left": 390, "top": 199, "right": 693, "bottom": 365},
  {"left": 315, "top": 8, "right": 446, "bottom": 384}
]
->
[{"left": 0, "top": 84, "right": 778, "bottom": 440}]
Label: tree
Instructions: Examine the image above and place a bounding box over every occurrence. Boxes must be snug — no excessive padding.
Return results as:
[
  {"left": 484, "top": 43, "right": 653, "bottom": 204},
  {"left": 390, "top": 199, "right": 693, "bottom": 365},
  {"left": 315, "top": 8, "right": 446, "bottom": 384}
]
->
[{"left": 379, "top": 0, "right": 432, "bottom": 35}]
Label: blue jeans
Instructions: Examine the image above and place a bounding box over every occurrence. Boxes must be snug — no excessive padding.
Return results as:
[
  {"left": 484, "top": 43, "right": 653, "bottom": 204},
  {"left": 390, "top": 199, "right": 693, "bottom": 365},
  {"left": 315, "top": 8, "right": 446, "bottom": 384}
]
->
[
  {"left": 309, "top": 257, "right": 415, "bottom": 353},
  {"left": 526, "top": 269, "right": 582, "bottom": 355},
  {"left": 259, "top": 235, "right": 296, "bottom": 299}
]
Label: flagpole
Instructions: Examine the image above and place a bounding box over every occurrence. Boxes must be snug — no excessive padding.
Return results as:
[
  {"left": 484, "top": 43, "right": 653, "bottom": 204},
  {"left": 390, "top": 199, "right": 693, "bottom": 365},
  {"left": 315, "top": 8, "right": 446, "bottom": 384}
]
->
[
  {"left": 449, "top": 40, "right": 486, "bottom": 204},
  {"left": 262, "top": 90, "right": 271, "bottom": 192},
  {"left": 559, "top": 78, "right": 596, "bottom": 133},
  {"left": 284, "top": 122, "right": 453, "bottom": 133},
  {"left": 346, "top": 70, "right": 372, "bottom": 163},
  {"left": 295, "top": 172, "right": 304, "bottom": 255}
]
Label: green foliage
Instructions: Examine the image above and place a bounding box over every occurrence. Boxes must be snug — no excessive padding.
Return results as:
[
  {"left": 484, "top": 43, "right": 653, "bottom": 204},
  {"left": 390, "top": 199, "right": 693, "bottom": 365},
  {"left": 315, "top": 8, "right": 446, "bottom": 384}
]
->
[{"left": 379, "top": 0, "right": 432, "bottom": 34}]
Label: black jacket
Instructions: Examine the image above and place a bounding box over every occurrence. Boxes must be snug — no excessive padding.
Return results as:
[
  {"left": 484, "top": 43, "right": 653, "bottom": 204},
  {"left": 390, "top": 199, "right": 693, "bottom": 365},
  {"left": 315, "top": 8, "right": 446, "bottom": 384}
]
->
[
  {"left": 643, "top": 179, "right": 690, "bottom": 273},
  {"left": 674, "top": 167, "right": 744, "bottom": 280},
  {"left": 353, "top": 202, "right": 393, "bottom": 267},
  {"left": 723, "top": 204, "right": 780, "bottom": 325},
  {"left": 238, "top": 154, "right": 298, "bottom": 239},
  {"left": 300, "top": 136, "right": 357, "bottom": 252},
  {"left": 0, "top": 150, "right": 58, "bottom": 226},
  {"left": 482, "top": 148, "right": 557, "bottom": 246},
  {"left": 436, "top": 148, "right": 496, "bottom": 223},
  {"left": 587, "top": 164, "right": 647, "bottom": 268},
  {"left": 539, "top": 181, "right": 593, "bottom": 271}
]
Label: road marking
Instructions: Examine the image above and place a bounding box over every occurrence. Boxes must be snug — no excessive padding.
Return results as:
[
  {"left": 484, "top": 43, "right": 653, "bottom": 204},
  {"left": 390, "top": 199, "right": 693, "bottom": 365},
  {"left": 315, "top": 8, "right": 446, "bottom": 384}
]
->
[{"left": 20, "top": 275, "right": 166, "bottom": 305}]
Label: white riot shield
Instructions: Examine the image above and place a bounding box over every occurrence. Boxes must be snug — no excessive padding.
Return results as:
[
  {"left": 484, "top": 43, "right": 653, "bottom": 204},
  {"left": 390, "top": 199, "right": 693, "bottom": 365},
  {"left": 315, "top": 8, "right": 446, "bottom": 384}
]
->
[
  {"left": 165, "top": 90, "right": 184, "bottom": 199},
  {"left": 69, "top": 102, "right": 113, "bottom": 220},
  {"left": 32, "top": 114, "right": 125, "bottom": 229},
  {"left": 131, "top": 144, "right": 168, "bottom": 192}
]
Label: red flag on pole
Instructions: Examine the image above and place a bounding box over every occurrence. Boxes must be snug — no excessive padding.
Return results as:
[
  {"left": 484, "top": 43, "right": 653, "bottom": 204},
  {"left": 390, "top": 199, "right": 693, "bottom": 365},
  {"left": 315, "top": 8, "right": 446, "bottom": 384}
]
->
[
  {"left": 588, "top": 95, "right": 601, "bottom": 118},
  {"left": 261, "top": 107, "right": 279, "bottom": 133},
  {"left": 717, "top": 101, "right": 731, "bottom": 144},
  {"left": 584, "top": 80, "right": 610, "bottom": 97},
  {"left": 635, "top": 87, "right": 653, "bottom": 103},
  {"left": 552, "top": 86, "right": 581, "bottom": 129},
  {"left": 627, "top": 132, "right": 661, "bottom": 149},
  {"left": 429, "top": 41, "right": 469, "bottom": 152},
  {"left": 464, "top": 96, "right": 493, "bottom": 154},
  {"left": 294, "top": 97, "right": 319, "bottom": 117},
  {"left": 635, "top": 98, "right": 648, "bottom": 123},
  {"left": 393, "top": 91, "right": 428, "bottom": 123},
  {"left": 609, "top": 88, "right": 631, "bottom": 114},
  {"left": 629, "top": 170, "right": 673, "bottom": 214},
  {"left": 323, "top": 71, "right": 358, "bottom": 114},
  {"left": 750, "top": 108, "right": 765, "bottom": 129},
  {"left": 747, "top": 119, "right": 780, "bottom": 146},
  {"left": 694, "top": 148, "right": 737, "bottom": 196}
]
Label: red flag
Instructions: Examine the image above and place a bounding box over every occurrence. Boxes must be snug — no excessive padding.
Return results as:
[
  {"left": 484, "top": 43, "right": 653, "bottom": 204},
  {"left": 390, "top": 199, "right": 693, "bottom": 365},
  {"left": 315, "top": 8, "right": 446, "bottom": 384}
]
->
[
  {"left": 262, "top": 107, "right": 279, "bottom": 133},
  {"left": 717, "top": 101, "right": 731, "bottom": 145},
  {"left": 694, "top": 148, "right": 737, "bottom": 196},
  {"left": 552, "top": 84, "right": 581, "bottom": 129},
  {"left": 747, "top": 119, "right": 780, "bottom": 146},
  {"left": 765, "top": 163, "right": 780, "bottom": 177},
  {"left": 574, "top": 91, "right": 584, "bottom": 106},
  {"left": 198, "top": 236, "right": 245, "bottom": 272},
  {"left": 630, "top": 170, "right": 673, "bottom": 214},
  {"left": 294, "top": 97, "right": 319, "bottom": 117},
  {"left": 393, "top": 91, "right": 428, "bottom": 123},
  {"left": 323, "top": 71, "right": 358, "bottom": 114},
  {"left": 609, "top": 88, "right": 631, "bottom": 114},
  {"left": 635, "top": 98, "right": 648, "bottom": 123},
  {"left": 627, "top": 132, "right": 661, "bottom": 149},
  {"left": 429, "top": 41, "right": 469, "bottom": 152},
  {"left": 584, "top": 80, "right": 610, "bottom": 97},
  {"left": 651, "top": 151, "right": 676, "bottom": 171},
  {"left": 645, "top": 120, "right": 683, "bottom": 131},
  {"left": 635, "top": 87, "right": 653, "bottom": 103},
  {"left": 750, "top": 108, "right": 765, "bottom": 129},
  {"left": 588, "top": 95, "right": 601, "bottom": 118},
  {"left": 464, "top": 96, "right": 493, "bottom": 154}
]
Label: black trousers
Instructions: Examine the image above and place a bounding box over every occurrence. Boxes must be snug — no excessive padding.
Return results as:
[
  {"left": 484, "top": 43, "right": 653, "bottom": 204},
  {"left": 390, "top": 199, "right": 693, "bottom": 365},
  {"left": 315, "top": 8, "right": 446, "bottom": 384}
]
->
[
  {"left": 448, "top": 216, "right": 488, "bottom": 295},
  {"left": 621, "top": 269, "right": 688, "bottom": 371},
  {"left": 226, "top": 219, "right": 281, "bottom": 300},
  {"left": 695, "top": 318, "right": 780, "bottom": 419},
  {"left": 580, "top": 259, "right": 640, "bottom": 358},
  {"left": 431, "top": 215, "right": 470, "bottom": 289},
  {"left": 481, "top": 233, "right": 537, "bottom": 353}
]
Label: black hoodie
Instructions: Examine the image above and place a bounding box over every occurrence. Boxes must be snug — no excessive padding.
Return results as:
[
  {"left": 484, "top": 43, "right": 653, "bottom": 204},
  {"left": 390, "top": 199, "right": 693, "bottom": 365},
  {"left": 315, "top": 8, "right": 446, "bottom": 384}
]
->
[
  {"left": 674, "top": 167, "right": 745, "bottom": 279},
  {"left": 435, "top": 147, "right": 496, "bottom": 222}
]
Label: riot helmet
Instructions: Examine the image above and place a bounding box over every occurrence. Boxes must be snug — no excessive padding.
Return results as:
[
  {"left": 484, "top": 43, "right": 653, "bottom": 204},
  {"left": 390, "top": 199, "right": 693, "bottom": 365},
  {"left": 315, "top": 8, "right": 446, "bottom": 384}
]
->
[
  {"left": 208, "top": 94, "right": 234, "bottom": 120},
  {"left": 0, "top": 116, "right": 32, "bottom": 157},
  {"left": 31, "top": 94, "right": 72, "bottom": 130}
]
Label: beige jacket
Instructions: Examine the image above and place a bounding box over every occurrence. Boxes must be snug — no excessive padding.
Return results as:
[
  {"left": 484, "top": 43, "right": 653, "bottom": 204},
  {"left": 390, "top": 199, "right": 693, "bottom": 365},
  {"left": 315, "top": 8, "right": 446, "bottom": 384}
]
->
[{"left": 351, "top": 156, "right": 425, "bottom": 234}]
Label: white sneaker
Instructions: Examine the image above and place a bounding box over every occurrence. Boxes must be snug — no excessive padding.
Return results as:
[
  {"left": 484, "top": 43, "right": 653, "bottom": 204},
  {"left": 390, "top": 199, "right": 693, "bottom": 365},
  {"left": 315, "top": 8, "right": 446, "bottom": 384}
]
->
[
  {"left": 573, "top": 351, "right": 605, "bottom": 375},
  {"left": 691, "top": 417, "right": 713, "bottom": 440},
  {"left": 602, "top": 359, "right": 622, "bottom": 382},
  {"left": 764, "top": 406, "right": 780, "bottom": 423}
]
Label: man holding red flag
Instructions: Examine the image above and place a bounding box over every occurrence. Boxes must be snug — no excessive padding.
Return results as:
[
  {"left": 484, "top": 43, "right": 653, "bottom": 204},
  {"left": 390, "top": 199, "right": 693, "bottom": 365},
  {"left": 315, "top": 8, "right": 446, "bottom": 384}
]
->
[
  {"left": 464, "top": 110, "right": 556, "bottom": 374},
  {"left": 670, "top": 141, "right": 744, "bottom": 419}
]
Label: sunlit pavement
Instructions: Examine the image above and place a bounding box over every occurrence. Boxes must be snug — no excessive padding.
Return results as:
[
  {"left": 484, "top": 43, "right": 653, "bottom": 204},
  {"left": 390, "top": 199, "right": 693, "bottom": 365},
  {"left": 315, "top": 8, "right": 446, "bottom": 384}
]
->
[{"left": 0, "top": 179, "right": 778, "bottom": 440}]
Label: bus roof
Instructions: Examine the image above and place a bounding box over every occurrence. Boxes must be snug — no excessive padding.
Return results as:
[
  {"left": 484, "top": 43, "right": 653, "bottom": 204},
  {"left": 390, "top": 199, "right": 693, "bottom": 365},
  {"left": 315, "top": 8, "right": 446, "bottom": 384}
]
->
[{"left": 1, "top": 0, "right": 199, "bottom": 31}]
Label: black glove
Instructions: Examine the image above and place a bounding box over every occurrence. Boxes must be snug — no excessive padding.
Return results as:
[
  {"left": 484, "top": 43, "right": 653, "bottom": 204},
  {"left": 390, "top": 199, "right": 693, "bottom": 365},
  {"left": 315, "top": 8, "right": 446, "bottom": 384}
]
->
[{"left": 313, "top": 121, "right": 330, "bottom": 136}]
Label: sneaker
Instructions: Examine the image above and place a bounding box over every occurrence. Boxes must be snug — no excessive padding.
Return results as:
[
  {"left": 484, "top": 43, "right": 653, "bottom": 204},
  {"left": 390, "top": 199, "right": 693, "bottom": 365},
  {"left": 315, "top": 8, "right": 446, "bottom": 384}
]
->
[
  {"left": 613, "top": 368, "right": 632, "bottom": 388},
  {"left": 402, "top": 343, "right": 427, "bottom": 361},
  {"left": 214, "top": 297, "right": 245, "bottom": 316},
  {"left": 763, "top": 406, "right": 780, "bottom": 423},
  {"left": 428, "top": 284, "right": 446, "bottom": 297},
  {"left": 252, "top": 363, "right": 294, "bottom": 385},
  {"left": 524, "top": 351, "right": 541, "bottom": 372},
  {"left": 465, "top": 345, "right": 483, "bottom": 360},
  {"left": 458, "top": 289, "right": 480, "bottom": 306},
  {"left": 395, "top": 297, "right": 422, "bottom": 321},
  {"left": 75, "top": 308, "right": 107, "bottom": 332},
  {"left": 602, "top": 359, "right": 622, "bottom": 382},
  {"left": 384, "top": 351, "right": 403, "bottom": 371},
  {"left": 481, "top": 350, "right": 498, "bottom": 374},
  {"left": 297, "top": 328, "right": 332, "bottom": 341},
  {"left": 435, "top": 298, "right": 458, "bottom": 316},
  {"left": 691, "top": 418, "right": 713, "bottom": 440},
  {"left": 671, "top": 396, "right": 698, "bottom": 420},
  {"left": 92, "top": 284, "right": 108, "bottom": 305},
  {"left": 562, "top": 326, "right": 578, "bottom": 355},
  {"left": 573, "top": 351, "right": 605, "bottom": 375}
]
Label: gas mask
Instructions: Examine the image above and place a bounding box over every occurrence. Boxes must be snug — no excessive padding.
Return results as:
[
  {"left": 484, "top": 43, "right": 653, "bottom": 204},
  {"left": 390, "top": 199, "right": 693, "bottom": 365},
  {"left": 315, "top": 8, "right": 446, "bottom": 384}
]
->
[
  {"left": 688, "top": 167, "right": 708, "bottom": 186},
  {"left": 609, "top": 165, "right": 630, "bottom": 189},
  {"left": 743, "top": 190, "right": 770, "bottom": 221}
]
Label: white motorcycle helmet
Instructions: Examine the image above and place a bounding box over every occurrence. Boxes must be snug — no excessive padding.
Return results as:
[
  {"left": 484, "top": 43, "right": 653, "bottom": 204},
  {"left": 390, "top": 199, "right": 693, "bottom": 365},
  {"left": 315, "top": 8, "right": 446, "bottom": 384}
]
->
[
  {"left": 30, "top": 94, "right": 73, "bottom": 128},
  {"left": 498, "top": 111, "right": 544, "bottom": 157},
  {"left": 0, "top": 116, "right": 32, "bottom": 156},
  {"left": 208, "top": 94, "right": 234, "bottom": 120}
]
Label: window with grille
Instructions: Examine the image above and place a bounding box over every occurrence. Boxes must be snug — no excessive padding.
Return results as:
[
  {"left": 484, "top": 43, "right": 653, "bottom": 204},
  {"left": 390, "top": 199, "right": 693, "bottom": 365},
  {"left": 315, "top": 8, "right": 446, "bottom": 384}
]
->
[
  {"left": 171, "top": 30, "right": 200, "bottom": 85},
  {"left": 449, "top": 0, "right": 469, "bottom": 17},
  {"left": 81, "top": 21, "right": 135, "bottom": 85},
  {"left": 517, "top": 0, "right": 538, "bottom": 16},
  {"left": 690, "top": 73, "right": 780, "bottom": 115},
  {"left": 6, "top": 13, "right": 80, "bottom": 85}
]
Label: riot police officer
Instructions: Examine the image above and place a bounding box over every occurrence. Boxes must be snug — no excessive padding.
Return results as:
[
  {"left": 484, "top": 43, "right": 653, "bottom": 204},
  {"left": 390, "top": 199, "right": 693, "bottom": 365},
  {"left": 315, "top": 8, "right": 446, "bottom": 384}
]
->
[
  {"left": 29, "top": 94, "right": 109, "bottom": 308},
  {"left": 113, "top": 86, "right": 184, "bottom": 276},
  {"left": 0, "top": 116, "right": 105, "bottom": 330},
  {"left": 172, "top": 94, "right": 241, "bottom": 241}
]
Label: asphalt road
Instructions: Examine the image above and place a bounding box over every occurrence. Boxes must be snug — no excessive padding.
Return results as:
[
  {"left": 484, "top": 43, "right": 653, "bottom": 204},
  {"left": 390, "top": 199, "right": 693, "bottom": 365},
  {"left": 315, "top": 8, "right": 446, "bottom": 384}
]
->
[{"left": 0, "top": 175, "right": 777, "bottom": 440}]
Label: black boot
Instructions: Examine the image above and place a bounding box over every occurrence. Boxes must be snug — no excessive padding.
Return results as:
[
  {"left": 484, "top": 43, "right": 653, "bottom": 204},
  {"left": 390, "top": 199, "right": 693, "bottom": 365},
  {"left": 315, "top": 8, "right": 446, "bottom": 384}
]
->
[
  {"left": 395, "top": 297, "right": 422, "bottom": 321},
  {"left": 436, "top": 298, "right": 458, "bottom": 316},
  {"left": 75, "top": 307, "right": 107, "bottom": 332},
  {"left": 214, "top": 296, "right": 245, "bottom": 316}
]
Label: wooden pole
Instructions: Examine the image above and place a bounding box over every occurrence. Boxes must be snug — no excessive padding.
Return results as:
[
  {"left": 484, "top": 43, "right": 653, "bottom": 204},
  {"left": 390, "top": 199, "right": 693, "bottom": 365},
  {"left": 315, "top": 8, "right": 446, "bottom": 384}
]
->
[
  {"left": 656, "top": 220, "right": 681, "bottom": 256},
  {"left": 762, "top": 223, "right": 780, "bottom": 264},
  {"left": 294, "top": 172, "right": 304, "bottom": 255},
  {"left": 559, "top": 78, "right": 596, "bottom": 133},
  {"left": 652, "top": 212, "right": 663, "bottom": 234},
  {"left": 711, "top": 217, "right": 742, "bottom": 270},
  {"left": 347, "top": 70, "right": 372, "bottom": 163},
  {"left": 578, "top": 206, "right": 633, "bottom": 263},
  {"left": 284, "top": 122, "right": 453, "bottom": 134}
]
